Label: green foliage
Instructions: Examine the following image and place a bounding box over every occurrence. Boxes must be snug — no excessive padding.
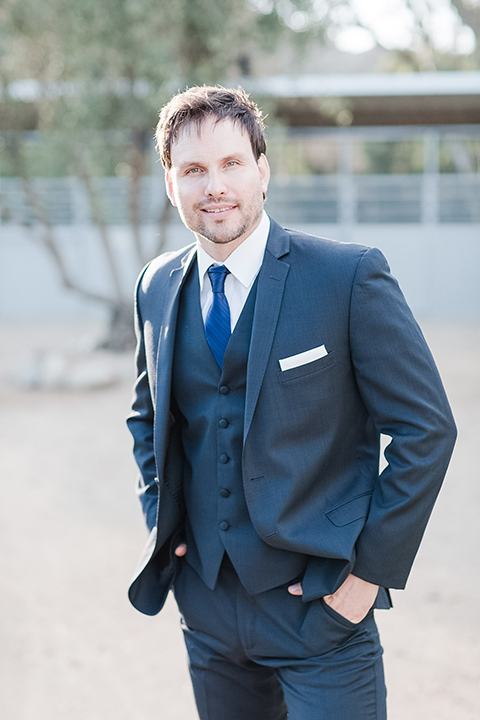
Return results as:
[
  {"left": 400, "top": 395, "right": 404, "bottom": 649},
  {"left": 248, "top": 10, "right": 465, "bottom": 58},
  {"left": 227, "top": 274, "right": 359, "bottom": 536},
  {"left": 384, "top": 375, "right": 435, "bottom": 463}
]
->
[
  {"left": 0, "top": 0, "right": 319, "bottom": 134},
  {"left": 439, "top": 139, "right": 480, "bottom": 173},
  {"left": 267, "top": 132, "right": 338, "bottom": 175},
  {"left": 0, "top": 132, "right": 72, "bottom": 177},
  {"left": 0, "top": 0, "right": 351, "bottom": 185},
  {"left": 355, "top": 141, "right": 425, "bottom": 175}
]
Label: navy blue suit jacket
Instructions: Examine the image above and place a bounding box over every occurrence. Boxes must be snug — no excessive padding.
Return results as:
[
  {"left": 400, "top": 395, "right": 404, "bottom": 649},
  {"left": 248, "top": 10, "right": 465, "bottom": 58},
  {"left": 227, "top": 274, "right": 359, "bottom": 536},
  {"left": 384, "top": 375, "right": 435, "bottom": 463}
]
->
[{"left": 127, "top": 219, "right": 456, "bottom": 616}]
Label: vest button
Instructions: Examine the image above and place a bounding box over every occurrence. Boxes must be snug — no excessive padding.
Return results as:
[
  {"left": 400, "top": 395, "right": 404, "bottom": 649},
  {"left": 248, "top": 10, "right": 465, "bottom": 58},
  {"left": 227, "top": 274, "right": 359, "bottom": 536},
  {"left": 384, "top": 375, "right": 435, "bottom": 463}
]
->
[
  {"left": 220, "top": 488, "right": 230, "bottom": 498},
  {"left": 219, "top": 385, "right": 230, "bottom": 395},
  {"left": 219, "top": 521, "right": 230, "bottom": 531},
  {"left": 218, "top": 418, "right": 229, "bottom": 428},
  {"left": 219, "top": 454, "right": 229, "bottom": 464}
]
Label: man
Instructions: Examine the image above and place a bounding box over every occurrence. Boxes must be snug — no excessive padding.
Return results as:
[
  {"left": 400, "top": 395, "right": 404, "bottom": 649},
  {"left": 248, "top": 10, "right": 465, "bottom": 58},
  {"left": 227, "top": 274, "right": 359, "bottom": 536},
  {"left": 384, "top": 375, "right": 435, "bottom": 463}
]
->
[{"left": 127, "top": 86, "right": 456, "bottom": 720}]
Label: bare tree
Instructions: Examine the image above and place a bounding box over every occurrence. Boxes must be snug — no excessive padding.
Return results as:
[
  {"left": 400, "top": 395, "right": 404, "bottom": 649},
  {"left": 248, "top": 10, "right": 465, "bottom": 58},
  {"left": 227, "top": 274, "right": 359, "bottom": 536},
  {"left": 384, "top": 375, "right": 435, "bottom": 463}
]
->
[{"left": 1, "top": 0, "right": 477, "bottom": 349}]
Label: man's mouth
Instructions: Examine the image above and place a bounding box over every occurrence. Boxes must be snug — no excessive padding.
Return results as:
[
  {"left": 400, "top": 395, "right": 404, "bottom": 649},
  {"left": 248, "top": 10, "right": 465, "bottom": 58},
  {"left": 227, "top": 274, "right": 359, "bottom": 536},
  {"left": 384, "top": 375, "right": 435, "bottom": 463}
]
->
[{"left": 202, "top": 206, "right": 236, "bottom": 214}]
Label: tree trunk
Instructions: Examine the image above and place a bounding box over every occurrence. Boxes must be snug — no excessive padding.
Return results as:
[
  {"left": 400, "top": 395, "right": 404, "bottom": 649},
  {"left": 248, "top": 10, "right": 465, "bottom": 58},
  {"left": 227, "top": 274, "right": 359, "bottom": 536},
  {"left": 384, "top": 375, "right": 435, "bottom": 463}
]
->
[
  {"left": 97, "top": 302, "right": 136, "bottom": 352},
  {"left": 129, "top": 128, "right": 150, "bottom": 268},
  {"left": 6, "top": 134, "right": 136, "bottom": 353},
  {"left": 156, "top": 194, "right": 172, "bottom": 255}
]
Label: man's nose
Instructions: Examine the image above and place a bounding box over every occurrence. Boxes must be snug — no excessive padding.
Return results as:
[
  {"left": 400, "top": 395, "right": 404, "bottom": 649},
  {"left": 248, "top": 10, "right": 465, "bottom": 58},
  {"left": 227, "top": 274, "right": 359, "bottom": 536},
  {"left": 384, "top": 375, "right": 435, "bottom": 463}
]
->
[{"left": 205, "top": 170, "right": 227, "bottom": 196}]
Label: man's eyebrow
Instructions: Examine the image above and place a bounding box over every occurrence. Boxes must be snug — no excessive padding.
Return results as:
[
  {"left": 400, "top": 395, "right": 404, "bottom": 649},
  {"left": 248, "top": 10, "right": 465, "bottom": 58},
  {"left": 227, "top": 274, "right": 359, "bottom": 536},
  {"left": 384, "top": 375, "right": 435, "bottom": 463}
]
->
[
  {"left": 222, "top": 153, "right": 248, "bottom": 163},
  {"left": 177, "top": 159, "right": 203, "bottom": 170},
  {"left": 178, "top": 152, "right": 249, "bottom": 170}
]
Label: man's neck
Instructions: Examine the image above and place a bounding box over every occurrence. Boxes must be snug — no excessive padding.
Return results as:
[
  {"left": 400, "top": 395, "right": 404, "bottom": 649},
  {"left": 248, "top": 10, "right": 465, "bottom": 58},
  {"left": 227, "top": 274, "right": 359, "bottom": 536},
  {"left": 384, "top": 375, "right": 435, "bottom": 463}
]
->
[
  {"left": 195, "top": 215, "right": 263, "bottom": 263},
  {"left": 195, "top": 235, "right": 243, "bottom": 263}
]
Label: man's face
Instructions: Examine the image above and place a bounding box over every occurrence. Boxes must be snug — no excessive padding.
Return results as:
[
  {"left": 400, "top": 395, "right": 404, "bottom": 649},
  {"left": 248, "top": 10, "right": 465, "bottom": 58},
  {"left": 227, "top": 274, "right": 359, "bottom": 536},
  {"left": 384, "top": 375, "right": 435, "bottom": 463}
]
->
[{"left": 166, "top": 117, "right": 270, "bottom": 257}]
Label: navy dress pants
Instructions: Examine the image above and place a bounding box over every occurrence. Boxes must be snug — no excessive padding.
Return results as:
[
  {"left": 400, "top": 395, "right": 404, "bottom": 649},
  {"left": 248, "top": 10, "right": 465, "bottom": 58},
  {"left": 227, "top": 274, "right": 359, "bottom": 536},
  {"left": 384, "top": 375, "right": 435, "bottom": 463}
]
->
[{"left": 173, "top": 559, "right": 387, "bottom": 720}]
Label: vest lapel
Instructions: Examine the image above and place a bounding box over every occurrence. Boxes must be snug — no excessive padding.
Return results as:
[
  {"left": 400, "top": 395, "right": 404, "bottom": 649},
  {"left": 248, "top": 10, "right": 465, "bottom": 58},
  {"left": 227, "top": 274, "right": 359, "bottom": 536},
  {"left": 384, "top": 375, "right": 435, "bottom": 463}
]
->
[{"left": 154, "top": 245, "right": 197, "bottom": 467}]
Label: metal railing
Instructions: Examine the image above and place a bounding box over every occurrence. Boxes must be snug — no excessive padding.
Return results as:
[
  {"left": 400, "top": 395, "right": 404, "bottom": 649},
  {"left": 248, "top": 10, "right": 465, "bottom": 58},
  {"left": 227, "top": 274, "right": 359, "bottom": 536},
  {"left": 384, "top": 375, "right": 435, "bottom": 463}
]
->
[{"left": 1, "top": 126, "right": 479, "bottom": 226}]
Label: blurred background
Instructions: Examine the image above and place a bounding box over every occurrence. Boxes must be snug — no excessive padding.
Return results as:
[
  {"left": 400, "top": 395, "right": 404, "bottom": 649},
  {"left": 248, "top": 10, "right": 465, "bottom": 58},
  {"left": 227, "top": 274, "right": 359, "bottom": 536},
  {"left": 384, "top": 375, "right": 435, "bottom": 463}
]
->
[{"left": 1, "top": 1, "right": 479, "bottom": 718}]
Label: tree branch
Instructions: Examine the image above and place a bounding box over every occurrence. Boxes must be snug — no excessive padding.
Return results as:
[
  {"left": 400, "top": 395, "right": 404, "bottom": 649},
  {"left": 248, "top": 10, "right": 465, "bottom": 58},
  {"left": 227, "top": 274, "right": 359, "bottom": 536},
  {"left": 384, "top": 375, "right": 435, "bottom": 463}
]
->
[
  {"left": 7, "top": 137, "right": 116, "bottom": 307},
  {"left": 74, "top": 146, "right": 125, "bottom": 304},
  {"left": 129, "top": 128, "right": 149, "bottom": 268},
  {"left": 155, "top": 195, "right": 172, "bottom": 256}
]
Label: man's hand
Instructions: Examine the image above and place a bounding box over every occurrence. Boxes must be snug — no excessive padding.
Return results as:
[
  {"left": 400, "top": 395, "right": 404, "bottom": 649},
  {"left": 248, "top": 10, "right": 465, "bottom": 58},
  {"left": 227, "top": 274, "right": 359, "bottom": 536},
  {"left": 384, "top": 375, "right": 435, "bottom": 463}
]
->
[
  {"left": 288, "top": 574, "right": 379, "bottom": 624},
  {"left": 174, "top": 543, "right": 187, "bottom": 557}
]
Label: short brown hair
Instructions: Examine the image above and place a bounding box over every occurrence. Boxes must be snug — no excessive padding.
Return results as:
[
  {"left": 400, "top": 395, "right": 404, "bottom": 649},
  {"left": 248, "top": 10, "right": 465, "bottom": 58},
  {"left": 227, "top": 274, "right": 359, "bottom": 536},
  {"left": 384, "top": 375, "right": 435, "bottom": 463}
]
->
[{"left": 156, "top": 85, "right": 267, "bottom": 170}]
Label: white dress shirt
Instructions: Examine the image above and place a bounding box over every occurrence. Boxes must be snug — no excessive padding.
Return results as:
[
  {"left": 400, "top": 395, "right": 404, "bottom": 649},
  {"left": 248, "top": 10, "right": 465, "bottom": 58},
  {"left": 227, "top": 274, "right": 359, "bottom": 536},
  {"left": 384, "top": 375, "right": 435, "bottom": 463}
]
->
[{"left": 197, "top": 212, "right": 270, "bottom": 332}]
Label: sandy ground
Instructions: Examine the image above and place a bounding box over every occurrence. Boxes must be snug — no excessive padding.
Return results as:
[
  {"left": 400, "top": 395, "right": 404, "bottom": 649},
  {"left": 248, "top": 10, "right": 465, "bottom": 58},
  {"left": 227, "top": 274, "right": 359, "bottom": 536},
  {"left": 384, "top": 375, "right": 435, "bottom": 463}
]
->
[{"left": 0, "top": 319, "right": 478, "bottom": 720}]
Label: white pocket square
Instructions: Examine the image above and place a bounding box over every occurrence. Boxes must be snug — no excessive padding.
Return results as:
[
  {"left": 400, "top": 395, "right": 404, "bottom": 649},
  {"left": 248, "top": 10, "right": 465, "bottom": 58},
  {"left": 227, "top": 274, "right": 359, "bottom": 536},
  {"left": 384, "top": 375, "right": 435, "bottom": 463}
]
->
[{"left": 279, "top": 344, "right": 328, "bottom": 372}]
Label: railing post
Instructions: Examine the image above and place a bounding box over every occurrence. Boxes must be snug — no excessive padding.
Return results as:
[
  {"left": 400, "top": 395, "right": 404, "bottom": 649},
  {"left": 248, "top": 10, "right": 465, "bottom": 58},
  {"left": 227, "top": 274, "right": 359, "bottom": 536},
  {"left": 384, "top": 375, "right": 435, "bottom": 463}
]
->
[
  {"left": 70, "top": 176, "right": 91, "bottom": 224},
  {"left": 422, "top": 130, "right": 440, "bottom": 224},
  {"left": 338, "top": 137, "right": 356, "bottom": 225}
]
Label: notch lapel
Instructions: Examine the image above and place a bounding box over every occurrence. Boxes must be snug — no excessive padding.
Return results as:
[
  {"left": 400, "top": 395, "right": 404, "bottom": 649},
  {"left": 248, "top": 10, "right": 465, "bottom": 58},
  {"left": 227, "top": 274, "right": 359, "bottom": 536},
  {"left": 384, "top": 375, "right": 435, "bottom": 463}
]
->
[{"left": 244, "top": 221, "right": 290, "bottom": 444}]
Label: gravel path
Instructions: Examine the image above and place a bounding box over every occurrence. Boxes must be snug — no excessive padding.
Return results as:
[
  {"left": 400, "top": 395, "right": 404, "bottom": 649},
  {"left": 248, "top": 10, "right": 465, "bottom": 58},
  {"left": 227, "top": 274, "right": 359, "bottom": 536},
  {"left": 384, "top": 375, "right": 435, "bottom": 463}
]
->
[{"left": 0, "top": 320, "right": 478, "bottom": 720}]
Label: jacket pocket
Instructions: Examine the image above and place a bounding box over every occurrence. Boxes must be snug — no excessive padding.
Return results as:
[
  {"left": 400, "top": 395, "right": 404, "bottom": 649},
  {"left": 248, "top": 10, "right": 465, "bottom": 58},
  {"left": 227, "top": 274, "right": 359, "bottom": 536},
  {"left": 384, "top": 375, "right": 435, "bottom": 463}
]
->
[{"left": 325, "top": 492, "right": 373, "bottom": 527}]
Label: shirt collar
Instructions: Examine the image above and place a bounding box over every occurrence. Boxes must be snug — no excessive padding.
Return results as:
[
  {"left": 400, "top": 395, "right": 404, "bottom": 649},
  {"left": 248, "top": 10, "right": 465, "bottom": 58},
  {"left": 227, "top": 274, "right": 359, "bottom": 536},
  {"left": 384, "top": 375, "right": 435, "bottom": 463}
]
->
[{"left": 197, "top": 211, "right": 270, "bottom": 291}]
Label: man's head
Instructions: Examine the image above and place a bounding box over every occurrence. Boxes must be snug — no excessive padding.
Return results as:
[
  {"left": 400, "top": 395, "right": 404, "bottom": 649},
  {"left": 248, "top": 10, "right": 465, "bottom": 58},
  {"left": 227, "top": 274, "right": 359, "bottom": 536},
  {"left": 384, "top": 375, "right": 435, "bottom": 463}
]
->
[
  {"left": 156, "top": 85, "right": 267, "bottom": 172},
  {"left": 158, "top": 86, "right": 270, "bottom": 260}
]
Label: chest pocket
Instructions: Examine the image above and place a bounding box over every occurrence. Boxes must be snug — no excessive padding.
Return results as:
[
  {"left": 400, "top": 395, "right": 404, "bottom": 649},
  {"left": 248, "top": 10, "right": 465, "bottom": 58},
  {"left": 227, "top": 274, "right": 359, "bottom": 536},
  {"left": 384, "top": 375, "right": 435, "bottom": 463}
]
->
[{"left": 277, "top": 351, "right": 336, "bottom": 384}]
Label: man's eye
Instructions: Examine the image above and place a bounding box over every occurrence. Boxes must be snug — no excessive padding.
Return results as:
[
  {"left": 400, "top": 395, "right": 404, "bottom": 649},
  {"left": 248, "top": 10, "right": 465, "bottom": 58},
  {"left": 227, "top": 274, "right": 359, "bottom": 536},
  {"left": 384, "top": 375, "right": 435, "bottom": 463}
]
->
[
  {"left": 187, "top": 167, "right": 201, "bottom": 174},
  {"left": 226, "top": 161, "right": 237, "bottom": 167}
]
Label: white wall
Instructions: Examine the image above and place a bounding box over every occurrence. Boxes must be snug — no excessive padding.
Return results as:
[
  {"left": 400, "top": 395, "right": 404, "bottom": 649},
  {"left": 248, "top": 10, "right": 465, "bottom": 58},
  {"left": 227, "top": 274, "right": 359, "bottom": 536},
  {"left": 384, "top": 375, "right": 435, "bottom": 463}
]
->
[
  {"left": 1, "top": 222, "right": 479, "bottom": 321},
  {"left": 0, "top": 223, "right": 191, "bottom": 321},
  {"left": 297, "top": 223, "right": 480, "bottom": 321}
]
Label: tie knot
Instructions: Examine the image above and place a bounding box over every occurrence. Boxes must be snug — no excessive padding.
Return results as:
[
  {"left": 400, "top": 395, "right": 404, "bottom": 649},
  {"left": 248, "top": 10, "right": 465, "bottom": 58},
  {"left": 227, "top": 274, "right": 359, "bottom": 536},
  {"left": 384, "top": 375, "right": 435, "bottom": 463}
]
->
[{"left": 207, "top": 265, "right": 230, "bottom": 293}]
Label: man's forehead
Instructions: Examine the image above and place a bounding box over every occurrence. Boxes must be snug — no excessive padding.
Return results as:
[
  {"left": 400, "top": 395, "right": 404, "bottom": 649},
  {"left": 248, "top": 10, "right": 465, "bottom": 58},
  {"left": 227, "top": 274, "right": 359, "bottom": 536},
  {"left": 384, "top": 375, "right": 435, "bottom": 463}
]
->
[{"left": 172, "top": 116, "right": 250, "bottom": 153}]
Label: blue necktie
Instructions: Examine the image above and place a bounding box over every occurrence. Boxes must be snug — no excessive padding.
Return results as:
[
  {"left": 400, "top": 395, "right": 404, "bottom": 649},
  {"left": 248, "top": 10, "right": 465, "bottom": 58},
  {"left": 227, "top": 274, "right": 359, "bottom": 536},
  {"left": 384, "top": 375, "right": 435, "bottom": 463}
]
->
[{"left": 205, "top": 265, "right": 231, "bottom": 369}]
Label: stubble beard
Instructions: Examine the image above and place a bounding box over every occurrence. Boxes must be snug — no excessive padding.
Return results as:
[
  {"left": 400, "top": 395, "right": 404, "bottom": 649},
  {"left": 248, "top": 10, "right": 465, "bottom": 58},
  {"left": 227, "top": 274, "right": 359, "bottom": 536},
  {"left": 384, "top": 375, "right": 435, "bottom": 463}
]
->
[
  {"left": 196, "top": 219, "right": 249, "bottom": 246},
  {"left": 180, "top": 196, "right": 264, "bottom": 246}
]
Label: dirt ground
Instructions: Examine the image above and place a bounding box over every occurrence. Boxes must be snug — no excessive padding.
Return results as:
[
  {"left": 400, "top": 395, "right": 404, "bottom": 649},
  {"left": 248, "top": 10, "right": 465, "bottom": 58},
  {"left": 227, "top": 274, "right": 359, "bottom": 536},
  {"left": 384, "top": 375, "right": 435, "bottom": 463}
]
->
[{"left": 0, "top": 319, "right": 478, "bottom": 720}]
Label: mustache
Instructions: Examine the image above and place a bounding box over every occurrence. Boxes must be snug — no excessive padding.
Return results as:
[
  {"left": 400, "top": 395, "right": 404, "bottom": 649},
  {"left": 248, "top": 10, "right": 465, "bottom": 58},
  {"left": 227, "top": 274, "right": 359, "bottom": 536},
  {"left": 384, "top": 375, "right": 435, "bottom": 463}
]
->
[{"left": 195, "top": 198, "right": 239, "bottom": 210}]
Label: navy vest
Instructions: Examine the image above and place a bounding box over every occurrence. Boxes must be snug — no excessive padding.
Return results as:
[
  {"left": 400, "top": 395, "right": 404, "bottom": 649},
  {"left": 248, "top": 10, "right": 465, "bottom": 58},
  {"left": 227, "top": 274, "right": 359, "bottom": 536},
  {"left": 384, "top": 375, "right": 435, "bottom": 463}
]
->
[{"left": 172, "top": 260, "right": 307, "bottom": 594}]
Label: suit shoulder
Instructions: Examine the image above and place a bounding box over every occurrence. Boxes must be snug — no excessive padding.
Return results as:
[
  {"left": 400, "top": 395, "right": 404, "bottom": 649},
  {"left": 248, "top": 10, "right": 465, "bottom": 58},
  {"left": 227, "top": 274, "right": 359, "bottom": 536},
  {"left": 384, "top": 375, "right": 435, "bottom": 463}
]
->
[
  {"left": 136, "top": 243, "right": 195, "bottom": 295},
  {"left": 284, "top": 227, "right": 379, "bottom": 271},
  {"left": 286, "top": 227, "right": 369, "bottom": 257}
]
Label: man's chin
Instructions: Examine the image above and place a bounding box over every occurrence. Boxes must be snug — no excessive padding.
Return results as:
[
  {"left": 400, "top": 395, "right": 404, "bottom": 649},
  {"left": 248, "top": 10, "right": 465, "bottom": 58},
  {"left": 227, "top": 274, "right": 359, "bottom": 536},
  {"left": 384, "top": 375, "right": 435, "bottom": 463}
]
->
[
  {"left": 197, "top": 227, "right": 247, "bottom": 246},
  {"left": 205, "top": 235, "right": 241, "bottom": 245}
]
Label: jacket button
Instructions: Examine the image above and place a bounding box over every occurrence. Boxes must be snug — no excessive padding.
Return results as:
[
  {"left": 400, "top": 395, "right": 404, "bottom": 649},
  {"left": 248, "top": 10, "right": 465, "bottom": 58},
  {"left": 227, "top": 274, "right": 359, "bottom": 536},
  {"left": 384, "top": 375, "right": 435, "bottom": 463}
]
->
[
  {"left": 219, "top": 454, "right": 229, "bottom": 464},
  {"left": 219, "top": 386, "right": 230, "bottom": 395},
  {"left": 218, "top": 418, "right": 229, "bottom": 428},
  {"left": 220, "top": 488, "right": 230, "bottom": 498},
  {"left": 219, "top": 521, "right": 230, "bottom": 531}
]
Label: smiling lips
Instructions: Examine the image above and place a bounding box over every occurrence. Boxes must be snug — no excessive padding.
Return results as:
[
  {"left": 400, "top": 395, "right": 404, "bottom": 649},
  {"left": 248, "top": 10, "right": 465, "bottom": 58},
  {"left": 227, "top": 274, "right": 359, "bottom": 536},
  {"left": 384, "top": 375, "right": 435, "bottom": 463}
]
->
[{"left": 201, "top": 205, "right": 237, "bottom": 214}]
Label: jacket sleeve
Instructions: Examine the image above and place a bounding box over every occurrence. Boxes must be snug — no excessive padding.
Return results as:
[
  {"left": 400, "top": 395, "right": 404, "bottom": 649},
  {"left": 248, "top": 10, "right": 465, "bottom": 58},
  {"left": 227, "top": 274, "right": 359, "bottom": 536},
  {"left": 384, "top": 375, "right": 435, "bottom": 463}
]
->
[
  {"left": 126, "top": 265, "right": 158, "bottom": 532},
  {"left": 349, "top": 247, "right": 456, "bottom": 589}
]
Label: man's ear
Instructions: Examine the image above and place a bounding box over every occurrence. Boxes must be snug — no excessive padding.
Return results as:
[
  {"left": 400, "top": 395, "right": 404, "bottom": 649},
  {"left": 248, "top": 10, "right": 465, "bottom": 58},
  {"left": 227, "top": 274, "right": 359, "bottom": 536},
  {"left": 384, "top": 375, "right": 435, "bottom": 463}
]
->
[
  {"left": 257, "top": 154, "right": 270, "bottom": 195},
  {"left": 165, "top": 171, "right": 177, "bottom": 207}
]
